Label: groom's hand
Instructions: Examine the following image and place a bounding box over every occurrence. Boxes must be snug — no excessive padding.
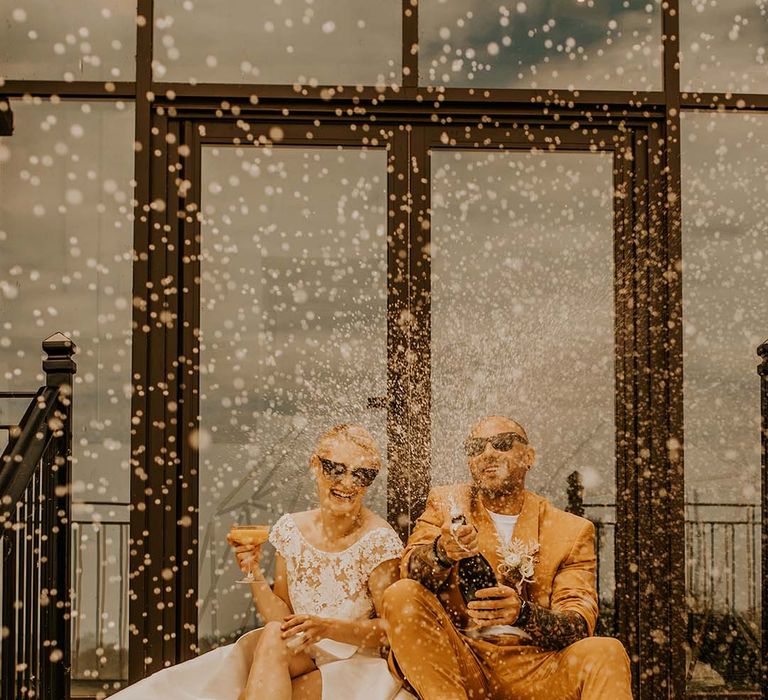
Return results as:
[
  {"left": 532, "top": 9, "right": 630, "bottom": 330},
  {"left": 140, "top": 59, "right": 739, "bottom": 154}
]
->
[
  {"left": 281, "top": 614, "right": 330, "bottom": 654},
  {"left": 438, "top": 521, "right": 479, "bottom": 562},
  {"left": 466, "top": 585, "right": 522, "bottom": 627}
]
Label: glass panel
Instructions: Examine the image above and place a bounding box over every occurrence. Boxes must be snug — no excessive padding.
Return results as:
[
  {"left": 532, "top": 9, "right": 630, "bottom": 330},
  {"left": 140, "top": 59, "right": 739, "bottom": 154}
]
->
[
  {"left": 0, "top": 100, "right": 134, "bottom": 694},
  {"left": 154, "top": 0, "right": 401, "bottom": 85},
  {"left": 430, "top": 149, "right": 617, "bottom": 630},
  {"left": 419, "top": 0, "right": 662, "bottom": 90},
  {"left": 198, "top": 146, "right": 388, "bottom": 649},
  {"left": 680, "top": 0, "right": 768, "bottom": 94},
  {"left": 71, "top": 503, "right": 130, "bottom": 692},
  {"left": 682, "top": 112, "right": 766, "bottom": 694},
  {"left": 0, "top": 0, "right": 136, "bottom": 81}
]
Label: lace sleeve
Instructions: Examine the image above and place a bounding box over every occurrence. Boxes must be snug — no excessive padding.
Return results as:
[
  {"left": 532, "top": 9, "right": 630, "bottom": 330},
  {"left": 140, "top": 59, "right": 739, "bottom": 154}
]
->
[
  {"left": 358, "top": 527, "right": 404, "bottom": 575},
  {"left": 268, "top": 514, "right": 295, "bottom": 561}
]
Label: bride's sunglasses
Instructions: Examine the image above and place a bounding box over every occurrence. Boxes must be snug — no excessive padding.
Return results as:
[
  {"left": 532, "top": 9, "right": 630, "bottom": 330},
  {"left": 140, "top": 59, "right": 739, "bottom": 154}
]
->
[
  {"left": 463, "top": 431, "right": 528, "bottom": 457},
  {"left": 317, "top": 456, "right": 379, "bottom": 488}
]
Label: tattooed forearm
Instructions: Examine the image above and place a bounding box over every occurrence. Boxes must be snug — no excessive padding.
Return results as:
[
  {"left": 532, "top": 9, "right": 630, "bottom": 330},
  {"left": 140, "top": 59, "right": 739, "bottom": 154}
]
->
[
  {"left": 406, "top": 542, "right": 453, "bottom": 592},
  {"left": 520, "top": 604, "right": 589, "bottom": 650}
]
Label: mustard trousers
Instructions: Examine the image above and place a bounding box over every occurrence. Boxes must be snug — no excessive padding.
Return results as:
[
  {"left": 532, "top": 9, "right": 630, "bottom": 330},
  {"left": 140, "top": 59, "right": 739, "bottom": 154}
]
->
[{"left": 383, "top": 579, "right": 633, "bottom": 700}]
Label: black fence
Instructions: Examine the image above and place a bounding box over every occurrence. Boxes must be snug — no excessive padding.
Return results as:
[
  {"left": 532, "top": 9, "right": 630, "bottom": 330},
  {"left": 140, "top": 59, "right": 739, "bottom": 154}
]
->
[
  {"left": 567, "top": 491, "right": 763, "bottom": 694},
  {"left": 0, "top": 334, "right": 76, "bottom": 700}
]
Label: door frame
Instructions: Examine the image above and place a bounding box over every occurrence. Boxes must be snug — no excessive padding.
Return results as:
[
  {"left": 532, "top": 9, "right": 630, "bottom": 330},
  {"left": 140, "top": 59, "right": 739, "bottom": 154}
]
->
[
  {"left": 408, "top": 122, "right": 686, "bottom": 697},
  {"left": 129, "top": 104, "right": 685, "bottom": 699}
]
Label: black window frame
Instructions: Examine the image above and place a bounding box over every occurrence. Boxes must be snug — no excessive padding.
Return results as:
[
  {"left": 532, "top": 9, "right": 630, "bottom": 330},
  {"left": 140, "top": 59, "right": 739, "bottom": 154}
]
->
[{"left": 2, "top": 2, "right": 766, "bottom": 698}]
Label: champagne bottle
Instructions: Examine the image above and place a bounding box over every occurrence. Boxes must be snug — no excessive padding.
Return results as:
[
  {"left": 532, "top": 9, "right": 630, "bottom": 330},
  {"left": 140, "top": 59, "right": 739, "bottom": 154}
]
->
[{"left": 450, "top": 506, "right": 497, "bottom": 604}]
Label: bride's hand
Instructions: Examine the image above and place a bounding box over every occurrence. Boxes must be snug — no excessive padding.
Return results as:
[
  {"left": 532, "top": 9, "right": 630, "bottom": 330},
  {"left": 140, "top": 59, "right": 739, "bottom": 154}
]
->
[
  {"left": 229, "top": 542, "right": 263, "bottom": 579},
  {"left": 281, "top": 614, "right": 330, "bottom": 653}
]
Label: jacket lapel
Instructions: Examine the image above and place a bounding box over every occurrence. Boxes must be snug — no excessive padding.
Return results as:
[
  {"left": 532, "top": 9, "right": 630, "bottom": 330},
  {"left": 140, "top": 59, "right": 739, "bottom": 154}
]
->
[
  {"left": 511, "top": 490, "right": 541, "bottom": 548},
  {"left": 468, "top": 489, "right": 541, "bottom": 586},
  {"left": 469, "top": 487, "right": 504, "bottom": 571}
]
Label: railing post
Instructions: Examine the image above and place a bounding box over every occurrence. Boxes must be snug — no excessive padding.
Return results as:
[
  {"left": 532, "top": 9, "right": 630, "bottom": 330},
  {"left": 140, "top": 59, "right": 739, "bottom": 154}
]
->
[
  {"left": 566, "top": 470, "right": 585, "bottom": 517},
  {"left": 758, "top": 339, "right": 768, "bottom": 698},
  {"left": 41, "top": 333, "right": 76, "bottom": 700}
]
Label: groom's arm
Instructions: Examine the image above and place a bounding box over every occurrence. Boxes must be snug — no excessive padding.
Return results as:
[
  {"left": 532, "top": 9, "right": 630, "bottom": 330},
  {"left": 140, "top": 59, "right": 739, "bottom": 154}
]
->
[
  {"left": 518, "top": 518, "right": 598, "bottom": 649},
  {"left": 517, "top": 603, "right": 588, "bottom": 650},
  {"left": 406, "top": 542, "right": 454, "bottom": 591},
  {"left": 401, "top": 490, "right": 454, "bottom": 592}
]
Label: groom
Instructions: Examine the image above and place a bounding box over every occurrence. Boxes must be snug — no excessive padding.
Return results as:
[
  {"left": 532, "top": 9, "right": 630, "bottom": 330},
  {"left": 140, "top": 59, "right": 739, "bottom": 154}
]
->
[{"left": 383, "top": 415, "right": 633, "bottom": 699}]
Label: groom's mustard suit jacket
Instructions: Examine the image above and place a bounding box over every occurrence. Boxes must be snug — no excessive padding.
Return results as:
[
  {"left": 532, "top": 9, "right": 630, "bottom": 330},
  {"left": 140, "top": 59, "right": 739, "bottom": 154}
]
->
[{"left": 400, "top": 485, "right": 599, "bottom": 640}]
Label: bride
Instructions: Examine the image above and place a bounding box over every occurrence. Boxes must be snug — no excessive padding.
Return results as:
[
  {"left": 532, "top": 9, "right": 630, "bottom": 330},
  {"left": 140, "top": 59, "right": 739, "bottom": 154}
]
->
[{"left": 112, "top": 424, "right": 414, "bottom": 700}]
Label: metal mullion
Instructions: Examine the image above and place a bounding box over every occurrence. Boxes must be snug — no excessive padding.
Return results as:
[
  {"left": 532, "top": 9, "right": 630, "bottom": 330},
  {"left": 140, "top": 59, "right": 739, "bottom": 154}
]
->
[
  {"left": 199, "top": 120, "right": 381, "bottom": 146},
  {"left": 129, "top": 0, "right": 155, "bottom": 683},
  {"left": 163, "top": 102, "right": 667, "bottom": 127},
  {"left": 760, "top": 343, "right": 768, "bottom": 696},
  {"left": 0, "top": 80, "right": 136, "bottom": 99},
  {"left": 628, "top": 129, "right": 649, "bottom": 698},
  {"left": 613, "top": 132, "right": 638, "bottom": 664},
  {"left": 643, "top": 121, "right": 663, "bottom": 678},
  {"left": 649, "top": 121, "right": 686, "bottom": 700},
  {"left": 407, "top": 125, "right": 431, "bottom": 528},
  {"left": 163, "top": 118, "right": 182, "bottom": 667},
  {"left": 681, "top": 93, "right": 768, "bottom": 111},
  {"left": 144, "top": 108, "right": 171, "bottom": 675},
  {"left": 648, "top": 125, "right": 678, "bottom": 695},
  {"left": 154, "top": 82, "right": 394, "bottom": 100},
  {"left": 420, "top": 123, "right": 626, "bottom": 151},
  {"left": 152, "top": 82, "right": 667, "bottom": 108},
  {"left": 386, "top": 126, "right": 411, "bottom": 539},
  {"left": 428, "top": 88, "right": 666, "bottom": 108},
  {"left": 662, "top": 2, "right": 687, "bottom": 693},
  {"left": 177, "top": 119, "right": 201, "bottom": 660},
  {"left": 634, "top": 126, "right": 674, "bottom": 700},
  {"left": 401, "top": 0, "right": 418, "bottom": 88}
]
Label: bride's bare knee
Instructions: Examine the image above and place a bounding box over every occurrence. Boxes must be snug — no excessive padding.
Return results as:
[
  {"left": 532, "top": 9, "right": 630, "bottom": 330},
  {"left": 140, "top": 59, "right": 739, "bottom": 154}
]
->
[{"left": 254, "top": 621, "right": 289, "bottom": 661}]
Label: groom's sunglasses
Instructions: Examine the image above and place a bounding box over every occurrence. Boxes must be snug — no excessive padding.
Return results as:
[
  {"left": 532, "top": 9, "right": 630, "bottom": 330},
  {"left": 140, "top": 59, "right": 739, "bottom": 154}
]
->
[
  {"left": 463, "top": 431, "right": 528, "bottom": 457},
  {"left": 317, "top": 456, "right": 379, "bottom": 488}
]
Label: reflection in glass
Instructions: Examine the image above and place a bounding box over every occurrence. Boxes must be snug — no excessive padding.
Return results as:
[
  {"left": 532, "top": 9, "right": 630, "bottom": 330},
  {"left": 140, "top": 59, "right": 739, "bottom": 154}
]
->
[
  {"left": 419, "top": 0, "right": 662, "bottom": 90},
  {"left": 430, "top": 149, "right": 616, "bottom": 626},
  {"left": 682, "top": 112, "right": 766, "bottom": 693},
  {"left": 71, "top": 503, "right": 130, "bottom": 691},
  {"left": 198, "top": 146, "right": 388, "bottom": 649},
  {"left": 154, "top": 0, "right": 401, "bottom": 85},
  {"left": 0, "top": 100, "right": 134, "bottom": 692},
  {"left": 680, "top": 0, "right": 768, "bottom": 94},
  {"left": 0, "top": 0, "right": 136, "bottom": 81}
]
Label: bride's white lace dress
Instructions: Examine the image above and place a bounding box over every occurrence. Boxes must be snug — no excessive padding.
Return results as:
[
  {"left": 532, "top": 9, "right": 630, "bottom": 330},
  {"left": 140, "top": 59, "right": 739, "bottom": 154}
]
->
[{"left": 111, "top": 513, "right": 414, "bottom": 700}]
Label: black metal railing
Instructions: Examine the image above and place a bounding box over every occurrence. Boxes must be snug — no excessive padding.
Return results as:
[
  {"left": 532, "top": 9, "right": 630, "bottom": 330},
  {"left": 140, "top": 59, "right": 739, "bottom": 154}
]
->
[
  {"left": 0, "top": 333, "right": 77, "bottom": 700},
  {"left": 759, "top": 338, "right": 768, "bottom": 696},
  {"left": 566, "top": 481, "right": 763, "bottom": 692}
]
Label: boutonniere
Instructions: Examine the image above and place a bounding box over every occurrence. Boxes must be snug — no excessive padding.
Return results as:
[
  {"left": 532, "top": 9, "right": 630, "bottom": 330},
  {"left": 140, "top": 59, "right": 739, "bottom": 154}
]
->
[{"left": 497, "top": 538, "right": 540, "bottom": 593}]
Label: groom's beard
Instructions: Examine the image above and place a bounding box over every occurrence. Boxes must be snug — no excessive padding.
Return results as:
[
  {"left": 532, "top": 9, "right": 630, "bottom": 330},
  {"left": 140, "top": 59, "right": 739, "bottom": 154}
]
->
[{"left": 475, "top": 461, "right": 519, "bottom": 498}]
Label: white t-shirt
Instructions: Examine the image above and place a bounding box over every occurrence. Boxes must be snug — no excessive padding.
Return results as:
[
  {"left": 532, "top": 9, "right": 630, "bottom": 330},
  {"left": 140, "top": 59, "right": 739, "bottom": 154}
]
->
[
  {"left": 486, "top": 508, "right": 519, "bottom": 548},
  {"left": 476, "top": 508, "right": 528, "bottom": 639}
]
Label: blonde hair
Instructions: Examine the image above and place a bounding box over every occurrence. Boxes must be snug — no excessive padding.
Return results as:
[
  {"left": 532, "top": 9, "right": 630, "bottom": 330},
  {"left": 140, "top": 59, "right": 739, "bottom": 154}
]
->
[{"left": 315, "top": 424, "right": 381, "bottom": 465}]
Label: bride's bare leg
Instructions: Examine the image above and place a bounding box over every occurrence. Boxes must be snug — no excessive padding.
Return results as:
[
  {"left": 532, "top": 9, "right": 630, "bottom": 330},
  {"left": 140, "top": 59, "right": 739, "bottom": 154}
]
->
[
  {"left": 292, "top": 669, "right": 322, "bottom": 700},
  {"left": 239, "top": 621, "right": 317, "bottom": 700}
]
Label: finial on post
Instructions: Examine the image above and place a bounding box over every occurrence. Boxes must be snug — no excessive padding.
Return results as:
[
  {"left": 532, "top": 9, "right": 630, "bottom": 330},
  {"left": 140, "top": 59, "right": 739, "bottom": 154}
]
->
[
  {"left": 42, "top": 333, "right": 77, "bottom": 388},
  {"left": 566, "top": 470, "right": 585, "bottom": 517},
  {"left": 758, "top": 339, "right": 768, "bottom": 376}
]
